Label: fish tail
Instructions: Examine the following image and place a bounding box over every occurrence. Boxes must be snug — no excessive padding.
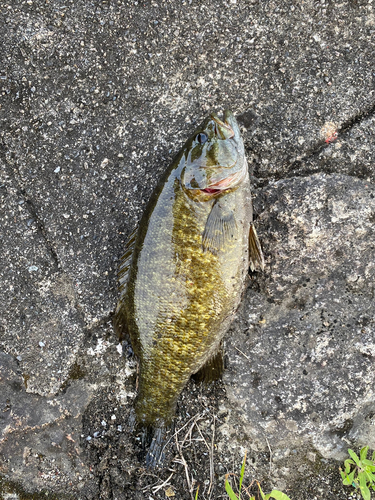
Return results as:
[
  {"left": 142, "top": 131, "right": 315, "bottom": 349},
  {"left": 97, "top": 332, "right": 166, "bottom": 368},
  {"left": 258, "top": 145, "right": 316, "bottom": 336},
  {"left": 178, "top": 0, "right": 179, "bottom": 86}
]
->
[{"left": 144, "top": 426, "right": 168, "bottom": 468}]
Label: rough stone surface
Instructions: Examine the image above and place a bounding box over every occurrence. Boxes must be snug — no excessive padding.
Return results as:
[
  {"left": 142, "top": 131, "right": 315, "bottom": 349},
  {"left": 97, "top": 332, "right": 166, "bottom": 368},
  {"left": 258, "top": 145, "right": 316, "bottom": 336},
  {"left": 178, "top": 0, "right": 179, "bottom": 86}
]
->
[
  {"left": 1, "top": 0, "right": 375, "bottom": 498},
  {"left": 225, "top": 174, "right": 375, "bottom": 461},
  {"left": 0, "top": 351, "right": 94, "bottom": 494},
  {"left": 0, "top": 169, "right": 85, "bottom": 395}
]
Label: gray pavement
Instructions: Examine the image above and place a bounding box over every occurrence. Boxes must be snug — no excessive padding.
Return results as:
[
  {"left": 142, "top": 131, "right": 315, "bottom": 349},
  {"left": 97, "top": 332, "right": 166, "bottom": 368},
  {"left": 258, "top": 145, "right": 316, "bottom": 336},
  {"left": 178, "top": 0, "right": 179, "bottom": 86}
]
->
[{"left": 1, "top": 0, "right": 375, "bottom": 499}]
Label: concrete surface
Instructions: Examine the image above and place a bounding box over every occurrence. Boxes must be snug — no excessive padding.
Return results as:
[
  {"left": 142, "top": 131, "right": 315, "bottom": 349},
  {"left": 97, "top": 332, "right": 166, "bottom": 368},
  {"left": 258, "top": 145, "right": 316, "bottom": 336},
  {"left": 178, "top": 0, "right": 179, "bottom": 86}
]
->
[{"left": 1, "top": 0, "right": 374, "bottom": 499}]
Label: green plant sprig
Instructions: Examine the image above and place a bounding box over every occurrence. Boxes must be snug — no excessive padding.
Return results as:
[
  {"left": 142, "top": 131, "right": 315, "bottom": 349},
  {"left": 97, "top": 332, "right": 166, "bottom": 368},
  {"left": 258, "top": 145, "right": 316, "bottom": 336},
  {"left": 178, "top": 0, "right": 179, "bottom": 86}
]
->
[
  {"left": 340, "top": 446, "right": 375, "bottom": 500},
  {"left": 224, "top": 452, "right": 291, "bottom": 500}
]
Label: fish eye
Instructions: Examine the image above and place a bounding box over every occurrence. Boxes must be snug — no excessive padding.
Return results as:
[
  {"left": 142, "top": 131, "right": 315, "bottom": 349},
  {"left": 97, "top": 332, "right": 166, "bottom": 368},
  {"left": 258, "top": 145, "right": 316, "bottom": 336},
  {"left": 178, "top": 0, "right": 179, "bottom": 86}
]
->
[{"left": 196, "top": 132, "right": 208, "bottom": 144}]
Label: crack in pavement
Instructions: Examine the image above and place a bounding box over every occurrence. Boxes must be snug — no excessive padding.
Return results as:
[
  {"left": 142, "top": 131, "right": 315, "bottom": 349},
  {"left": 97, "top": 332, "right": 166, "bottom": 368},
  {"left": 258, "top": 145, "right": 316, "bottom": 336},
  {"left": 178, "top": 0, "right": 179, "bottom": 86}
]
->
[
  {"left": 339, "top": 96, "right": 375, "bottom": 134},
  {"left": 253, "top": 98, "right": 375, "bottom": 187},
  {"left": 1, "top": 142, "right": 61, "bottom": 271}
]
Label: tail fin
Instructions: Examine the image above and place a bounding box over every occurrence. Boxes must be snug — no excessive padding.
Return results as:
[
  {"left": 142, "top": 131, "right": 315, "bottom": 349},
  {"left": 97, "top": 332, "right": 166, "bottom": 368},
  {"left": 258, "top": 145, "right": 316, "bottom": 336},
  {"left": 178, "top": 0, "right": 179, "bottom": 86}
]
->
[
  {"left": 135, "top": 425, "right": 168, "bottom": 468},
  {"left": 145, "top": 426, "right": 167, "bottom": 468}
]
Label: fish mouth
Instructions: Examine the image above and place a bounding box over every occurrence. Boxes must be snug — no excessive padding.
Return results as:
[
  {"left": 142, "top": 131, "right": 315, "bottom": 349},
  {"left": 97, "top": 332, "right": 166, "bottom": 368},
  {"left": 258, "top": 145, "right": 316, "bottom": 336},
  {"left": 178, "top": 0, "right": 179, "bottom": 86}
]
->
[
  {"left": 210, "top": 113, "right": 235, "bottom": 140},
  {"left": 200, "top": 166, "right": 246, "bottom": 195}
]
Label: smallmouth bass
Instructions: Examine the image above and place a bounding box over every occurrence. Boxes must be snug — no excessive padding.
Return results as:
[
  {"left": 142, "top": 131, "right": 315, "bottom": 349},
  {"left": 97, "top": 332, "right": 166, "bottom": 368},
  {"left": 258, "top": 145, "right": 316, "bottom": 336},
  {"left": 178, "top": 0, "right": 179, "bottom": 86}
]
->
[{"left": 114, "top": 110, "right": 264, "bottom": 466}]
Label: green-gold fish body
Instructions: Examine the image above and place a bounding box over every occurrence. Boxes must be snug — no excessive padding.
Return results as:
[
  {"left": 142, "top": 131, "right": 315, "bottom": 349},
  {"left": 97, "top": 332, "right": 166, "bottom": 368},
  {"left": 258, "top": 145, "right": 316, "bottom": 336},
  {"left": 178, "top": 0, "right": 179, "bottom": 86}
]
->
[{"left": 114, "top": 110, "right": 264, "bottom": 466}]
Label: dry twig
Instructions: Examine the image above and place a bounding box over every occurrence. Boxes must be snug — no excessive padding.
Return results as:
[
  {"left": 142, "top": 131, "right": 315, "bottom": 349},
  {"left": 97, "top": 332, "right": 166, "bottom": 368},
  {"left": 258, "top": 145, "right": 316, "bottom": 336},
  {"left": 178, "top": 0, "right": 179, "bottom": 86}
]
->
[
  {"left": 174, "top": 432, "right": 195, "bottom": 500},
  {"left": 194, "top": 416, "right": 216, "bottom": 497},
  {"left": 234, "top": 345, "right": 251, "bottom": 361},
  {"left": 265, "top": 436, "right": 272, "bottom": 475},
  {"left": 151, "top": 472, "right": 174, "bottom": 494}
]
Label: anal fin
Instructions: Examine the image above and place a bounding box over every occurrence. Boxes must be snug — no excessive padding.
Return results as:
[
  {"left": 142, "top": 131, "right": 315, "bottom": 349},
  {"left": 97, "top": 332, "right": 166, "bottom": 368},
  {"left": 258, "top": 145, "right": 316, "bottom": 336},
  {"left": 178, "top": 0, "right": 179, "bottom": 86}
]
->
[
  {"left": 249, "top": 223, "right": 265, "bottom": 272},
  {"left": 192, "top": 349, "right": 224, "bottom": 384}
]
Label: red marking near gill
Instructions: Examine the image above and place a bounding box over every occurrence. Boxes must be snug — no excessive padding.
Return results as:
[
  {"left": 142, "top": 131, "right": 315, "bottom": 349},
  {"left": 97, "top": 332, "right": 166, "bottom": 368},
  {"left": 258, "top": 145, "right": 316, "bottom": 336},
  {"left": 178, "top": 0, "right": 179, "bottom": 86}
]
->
[{"left": 201, "top": 188, "right": 221, "bottom": 194}]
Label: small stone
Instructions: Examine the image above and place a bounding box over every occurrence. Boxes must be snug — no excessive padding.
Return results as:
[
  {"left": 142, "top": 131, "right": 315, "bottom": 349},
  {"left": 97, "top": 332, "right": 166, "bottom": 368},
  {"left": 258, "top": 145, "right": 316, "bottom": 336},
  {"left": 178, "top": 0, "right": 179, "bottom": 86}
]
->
[
  {"left": 307, "top": 452, "right": 316, "bottom": 462},
  {"left": 165, "top": 486, "right": 175, "bottom": 497}
]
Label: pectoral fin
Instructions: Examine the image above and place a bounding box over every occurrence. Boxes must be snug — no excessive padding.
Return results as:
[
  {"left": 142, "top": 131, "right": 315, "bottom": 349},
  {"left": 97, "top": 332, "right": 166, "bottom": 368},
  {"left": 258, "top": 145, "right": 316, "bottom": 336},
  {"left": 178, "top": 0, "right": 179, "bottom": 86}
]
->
[
  {"left": 249, "top": 223, "right": 265, "bottom": 271},
  {"left": 192, "top": 348, "right": 224, "bottom": 383},
  {"left": 113, "top": 225, "right": 138, "bottom": 340},
  {"left": 202, "top": 200, "right": 237, "bottom": 254}
]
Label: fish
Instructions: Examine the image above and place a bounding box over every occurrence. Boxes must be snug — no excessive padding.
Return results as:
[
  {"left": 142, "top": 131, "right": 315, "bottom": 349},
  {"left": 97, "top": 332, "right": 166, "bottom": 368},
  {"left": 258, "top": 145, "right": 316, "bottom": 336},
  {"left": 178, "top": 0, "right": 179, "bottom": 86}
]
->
[{"left": 114, "top": 110, "right": 264, "bottom": 467}]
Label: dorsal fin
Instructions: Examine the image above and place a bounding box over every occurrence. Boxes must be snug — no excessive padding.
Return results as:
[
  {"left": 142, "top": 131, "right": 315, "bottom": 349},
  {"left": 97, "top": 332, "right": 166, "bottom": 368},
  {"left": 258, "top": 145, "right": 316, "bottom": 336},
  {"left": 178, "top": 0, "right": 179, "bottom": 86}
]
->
[{"left": 113, "top": 226, "right": 138, "bottom": 340}]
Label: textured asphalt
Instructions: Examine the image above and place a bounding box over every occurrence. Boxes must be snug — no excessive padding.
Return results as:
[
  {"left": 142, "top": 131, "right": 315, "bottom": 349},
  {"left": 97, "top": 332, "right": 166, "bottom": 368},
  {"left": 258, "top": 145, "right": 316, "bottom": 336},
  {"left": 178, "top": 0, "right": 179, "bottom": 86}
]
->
[{"left": 1, "top": 1, "right": 374, "bottom": 499}]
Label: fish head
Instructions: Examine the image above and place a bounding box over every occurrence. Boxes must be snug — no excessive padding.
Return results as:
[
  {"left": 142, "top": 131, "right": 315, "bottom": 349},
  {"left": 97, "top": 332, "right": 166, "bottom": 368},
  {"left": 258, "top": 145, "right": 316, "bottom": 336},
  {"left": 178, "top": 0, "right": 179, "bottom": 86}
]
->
[{"left": 180, "top": 110, "right": 246, "bottom": 200}]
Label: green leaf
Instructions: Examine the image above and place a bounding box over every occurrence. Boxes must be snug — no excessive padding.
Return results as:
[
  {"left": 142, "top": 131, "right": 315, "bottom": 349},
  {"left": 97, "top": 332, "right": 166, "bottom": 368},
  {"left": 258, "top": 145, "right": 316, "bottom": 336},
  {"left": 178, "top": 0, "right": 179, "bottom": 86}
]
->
[
  {"left": 268, "top": 490, "right": 292, "bottom": 500},
  {"left": 225, "top": 479, "right": 239, "bottom": 500},
  {"left": 362, "top": 459, "right": 375, "bottom": 467},
  {"left": 344, "top": 458, "right": 355, "bottom": 472},
  {"left": 359, "top": 471, "right": 367, "bottom": 485},
  {"left": 349, "top": 471, "right": 356, "bottom": 481},
  {"left": 348, "top": 449, "right": 361, "bottom": 466},
  {"left": 365, "top": 472, "right": 375, "bottom": 486},
  {"left": 239, "top": 453, "right": 247, "bottom": 496},
  {"left": 359, "top": 485, "right": 370, "bottom": 500},
  {"left": 342, "top": 471, "right": 355, "bottom": 486},
  {"left": 359, "top": 470, "right": 371, "bottom": 500},
  {"left": 257, "top": 482, "right": 266, "bottom": 500},
  {"left": 195, "top": 485, "right": 200, "bottom": 500},
  {"left": 360, "top": 447, "right": 369, "bottom": 462}
]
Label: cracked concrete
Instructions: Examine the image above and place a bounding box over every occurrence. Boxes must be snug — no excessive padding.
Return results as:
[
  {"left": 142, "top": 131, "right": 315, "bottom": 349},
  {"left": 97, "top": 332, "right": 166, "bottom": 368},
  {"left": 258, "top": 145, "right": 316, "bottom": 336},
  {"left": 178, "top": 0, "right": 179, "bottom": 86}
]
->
[{"left": 1, "top": 0, "right": 375, "bottom": 498}]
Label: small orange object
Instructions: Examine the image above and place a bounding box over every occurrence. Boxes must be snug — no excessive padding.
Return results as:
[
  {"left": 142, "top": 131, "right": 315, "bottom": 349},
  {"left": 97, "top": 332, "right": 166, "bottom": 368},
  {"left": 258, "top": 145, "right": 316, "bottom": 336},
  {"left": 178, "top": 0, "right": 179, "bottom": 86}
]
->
[{"left": 320, "top": 121, "right": 338, "bottom": 144}]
